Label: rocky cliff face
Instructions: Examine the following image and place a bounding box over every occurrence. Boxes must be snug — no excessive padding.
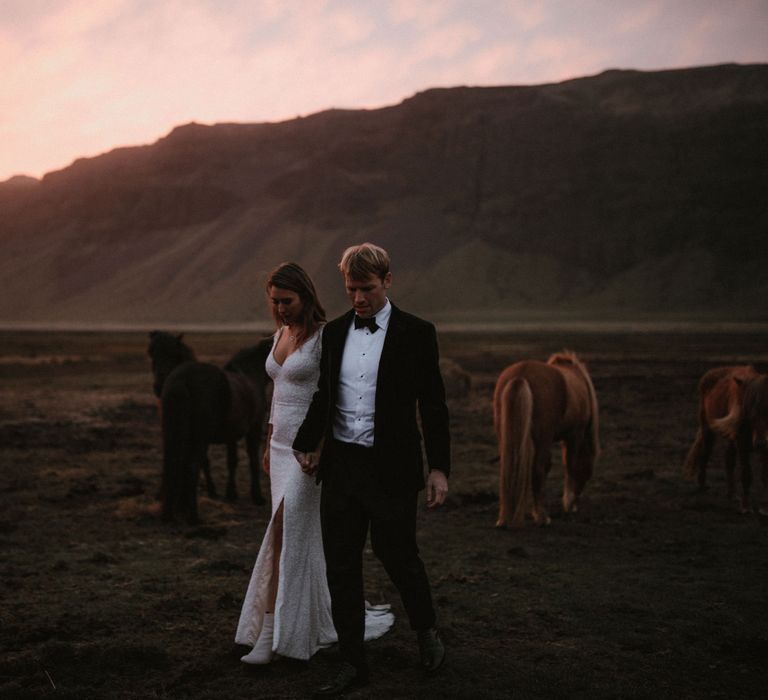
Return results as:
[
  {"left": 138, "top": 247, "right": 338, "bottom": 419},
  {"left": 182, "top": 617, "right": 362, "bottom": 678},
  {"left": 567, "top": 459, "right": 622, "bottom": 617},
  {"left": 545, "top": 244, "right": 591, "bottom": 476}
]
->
[{"left": 2, "top": 63, "right": 766, "bottom": 325}]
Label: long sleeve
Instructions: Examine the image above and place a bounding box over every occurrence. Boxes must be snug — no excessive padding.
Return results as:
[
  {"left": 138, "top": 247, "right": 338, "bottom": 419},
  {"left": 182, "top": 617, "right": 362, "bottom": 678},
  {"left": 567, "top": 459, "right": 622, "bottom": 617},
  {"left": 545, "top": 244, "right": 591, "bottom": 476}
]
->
[{"left": 417, "top": 323, "right": 451, "bottom": 476}]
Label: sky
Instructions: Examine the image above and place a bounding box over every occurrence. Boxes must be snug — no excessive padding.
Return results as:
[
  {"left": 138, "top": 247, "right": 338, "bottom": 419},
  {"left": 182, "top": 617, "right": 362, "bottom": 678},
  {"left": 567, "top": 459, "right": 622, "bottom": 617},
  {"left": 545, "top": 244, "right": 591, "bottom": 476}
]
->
[{"left": 2, "top": 0, "right": 767, "bottom": 182}]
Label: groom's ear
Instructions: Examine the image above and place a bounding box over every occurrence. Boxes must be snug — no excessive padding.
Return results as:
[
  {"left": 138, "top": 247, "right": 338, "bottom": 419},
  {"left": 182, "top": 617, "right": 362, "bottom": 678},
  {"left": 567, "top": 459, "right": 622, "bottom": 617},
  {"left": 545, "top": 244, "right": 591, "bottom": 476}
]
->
[{"left": 383, "top": 272, "right": 393, "bottom": 289}]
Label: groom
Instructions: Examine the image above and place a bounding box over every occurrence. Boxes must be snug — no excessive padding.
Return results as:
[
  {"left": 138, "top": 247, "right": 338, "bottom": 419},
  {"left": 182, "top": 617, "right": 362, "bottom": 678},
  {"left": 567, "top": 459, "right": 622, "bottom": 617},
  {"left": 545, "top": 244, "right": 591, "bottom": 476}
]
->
[{"left": 293, "top": 242, "right": 450, "bottom": 697}]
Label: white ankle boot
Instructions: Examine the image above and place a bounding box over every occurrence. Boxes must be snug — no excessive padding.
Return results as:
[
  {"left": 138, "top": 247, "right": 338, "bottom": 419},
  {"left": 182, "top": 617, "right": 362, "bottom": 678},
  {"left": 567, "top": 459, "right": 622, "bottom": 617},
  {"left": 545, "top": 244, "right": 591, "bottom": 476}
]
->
[{"left": 240, "top": 612, "right": 274, "bottom": 664}]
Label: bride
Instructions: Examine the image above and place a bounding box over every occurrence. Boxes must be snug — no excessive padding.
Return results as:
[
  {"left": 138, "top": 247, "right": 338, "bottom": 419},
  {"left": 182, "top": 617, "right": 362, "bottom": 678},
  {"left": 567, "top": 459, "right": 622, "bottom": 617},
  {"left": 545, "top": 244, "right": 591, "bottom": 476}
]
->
[{"left": 235, "top": 262, "right": 393, "bottom": 663}]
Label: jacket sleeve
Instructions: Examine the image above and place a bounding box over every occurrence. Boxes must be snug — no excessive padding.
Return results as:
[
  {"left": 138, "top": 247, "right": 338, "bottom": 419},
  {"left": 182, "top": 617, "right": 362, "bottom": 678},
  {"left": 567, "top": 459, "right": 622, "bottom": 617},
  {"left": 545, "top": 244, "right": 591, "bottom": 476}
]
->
[{"left": 417, "top": 322, "right": 451, "bottom": 477}]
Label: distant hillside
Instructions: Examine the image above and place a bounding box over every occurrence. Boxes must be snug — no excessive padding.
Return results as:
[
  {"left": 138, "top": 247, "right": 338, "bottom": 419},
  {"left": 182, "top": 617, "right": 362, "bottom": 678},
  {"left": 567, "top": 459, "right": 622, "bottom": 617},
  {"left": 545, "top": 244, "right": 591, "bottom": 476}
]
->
[{"left": 1, "top": 63, "right": 767, "bottom": 326}]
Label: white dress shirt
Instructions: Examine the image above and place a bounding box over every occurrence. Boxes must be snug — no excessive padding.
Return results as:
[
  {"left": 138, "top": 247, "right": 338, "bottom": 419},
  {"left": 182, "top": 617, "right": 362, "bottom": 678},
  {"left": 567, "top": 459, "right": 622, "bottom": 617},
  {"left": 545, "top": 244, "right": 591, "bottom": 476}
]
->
[{"left": 332, "top": 299, "right": 391, "bottom": 447}]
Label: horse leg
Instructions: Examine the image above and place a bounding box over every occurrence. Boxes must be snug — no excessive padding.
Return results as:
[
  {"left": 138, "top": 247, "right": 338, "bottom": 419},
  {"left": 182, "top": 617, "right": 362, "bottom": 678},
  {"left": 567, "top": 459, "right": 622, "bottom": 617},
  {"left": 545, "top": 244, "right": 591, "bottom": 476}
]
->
[
  {"left": 759, "top": 449, "right": 768, "bottom": 516},
  {"left": 736, "top": 436, "right": 753, "bottom": 514},
  {"left": 684, "top": 425, "right": 715, "bottom": 490},
  {"left": 161, "top": 390, "right": 191, "bottom": 522},
  {"left": 725, "top": 441, "right": 736, "bottom": 500},
  {"left": 225, "top": 440, "right": 238, "bottom": 501},
  {"left": 562, "top": 436, "right": 581, "bottom": 514},
  {"left": 531, "top": 447, "right": 552, "bottom": 526},
  {"left": 184, "top": 442, "right": 207, "bottom": 525},
  {"left": 201, "top": 451, "right": 218, "bottom": 499},
  {"left": 245, "top": 430, "right": 266, "bottom": 505}
]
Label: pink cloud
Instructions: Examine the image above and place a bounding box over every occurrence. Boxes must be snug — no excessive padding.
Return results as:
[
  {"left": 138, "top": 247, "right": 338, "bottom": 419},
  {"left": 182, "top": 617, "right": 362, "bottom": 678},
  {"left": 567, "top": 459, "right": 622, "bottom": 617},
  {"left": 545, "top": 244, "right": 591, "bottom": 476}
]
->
[
  {"left": 504, "top": 1, "right": 549, "bottom": 31},
  {"left": 388, "top": 0, "right": 457, "bottom": 28},
  {"left": 408, "top": 21, "right": 483, "bottom": 63},
  {"left": 37, "top": 0, "right": 128, "bottom": 39},
  {"left": 615, "top": 0, "right": 664, "bottom": 34},
  {"left": 327, "top": 9, "right": 376, "bottom": 45},
  {"left": 523, "top": 35, "right": 610, "bottom": 82},
  {"left": 466, "top": 43, "right": 520, "bottom": 82},
  {"left": 2, "top": 0, "right": 768, "bottom": 180}
]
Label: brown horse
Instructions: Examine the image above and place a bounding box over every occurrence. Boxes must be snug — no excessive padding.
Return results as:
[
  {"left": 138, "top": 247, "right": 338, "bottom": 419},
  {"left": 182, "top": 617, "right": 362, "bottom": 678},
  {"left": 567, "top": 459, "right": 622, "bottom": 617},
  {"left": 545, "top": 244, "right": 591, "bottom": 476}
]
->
[
  {"left": 683, "top": 365, "right": 768, "bottom": 513},
  {"left": 493, "top": 351, "right": 600, "bottom": 528},
  {"left": 147, "top": 332, "right": 270, "bottom": 521}
]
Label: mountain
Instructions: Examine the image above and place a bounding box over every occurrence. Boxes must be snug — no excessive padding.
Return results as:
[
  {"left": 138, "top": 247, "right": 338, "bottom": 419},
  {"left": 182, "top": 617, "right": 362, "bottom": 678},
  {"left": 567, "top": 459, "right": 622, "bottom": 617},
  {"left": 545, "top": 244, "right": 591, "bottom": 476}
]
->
[{"left": 1, "top": 63, "right": 767, "bottom": 326}]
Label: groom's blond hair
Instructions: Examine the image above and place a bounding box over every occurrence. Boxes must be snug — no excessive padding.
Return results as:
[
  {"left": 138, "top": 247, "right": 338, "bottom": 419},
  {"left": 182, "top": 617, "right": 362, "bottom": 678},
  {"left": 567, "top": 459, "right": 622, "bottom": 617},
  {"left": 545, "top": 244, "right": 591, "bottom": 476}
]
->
[{"left": 338, "top": 243, "right": 390, "bottom": 281}]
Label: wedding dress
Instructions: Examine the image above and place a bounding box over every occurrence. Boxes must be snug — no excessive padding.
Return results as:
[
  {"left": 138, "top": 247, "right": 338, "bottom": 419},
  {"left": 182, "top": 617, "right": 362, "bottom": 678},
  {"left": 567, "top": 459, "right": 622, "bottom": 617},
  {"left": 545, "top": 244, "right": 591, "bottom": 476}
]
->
[{"left": 235, "top": 327, "right": 393, "bottom": 660}]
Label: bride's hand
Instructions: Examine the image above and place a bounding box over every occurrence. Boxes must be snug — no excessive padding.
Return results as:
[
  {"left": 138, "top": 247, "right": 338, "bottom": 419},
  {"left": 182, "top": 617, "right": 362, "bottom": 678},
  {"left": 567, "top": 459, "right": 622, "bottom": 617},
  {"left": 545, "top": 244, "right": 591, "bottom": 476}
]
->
[
  {"left": 262, "top": 424, "right": 272, "bottom": 475},
  {"left": 262, "top": 449, "right": 270, "bottom": 475}
]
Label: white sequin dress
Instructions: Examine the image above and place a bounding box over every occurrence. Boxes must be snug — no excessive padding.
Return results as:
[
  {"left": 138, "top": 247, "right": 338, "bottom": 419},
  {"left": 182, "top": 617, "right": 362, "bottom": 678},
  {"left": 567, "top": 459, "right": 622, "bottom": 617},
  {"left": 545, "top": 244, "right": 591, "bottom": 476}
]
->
[{"left": 235, "top": 326, "right": 393, "bottom": 659}]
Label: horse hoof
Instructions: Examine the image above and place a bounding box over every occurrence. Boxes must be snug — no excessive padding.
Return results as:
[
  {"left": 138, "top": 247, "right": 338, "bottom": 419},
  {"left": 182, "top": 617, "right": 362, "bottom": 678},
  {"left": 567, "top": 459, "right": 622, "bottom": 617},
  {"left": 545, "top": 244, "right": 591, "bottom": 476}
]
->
[{"left": 494, "top": 522, "right": 508, "bottom": 531}]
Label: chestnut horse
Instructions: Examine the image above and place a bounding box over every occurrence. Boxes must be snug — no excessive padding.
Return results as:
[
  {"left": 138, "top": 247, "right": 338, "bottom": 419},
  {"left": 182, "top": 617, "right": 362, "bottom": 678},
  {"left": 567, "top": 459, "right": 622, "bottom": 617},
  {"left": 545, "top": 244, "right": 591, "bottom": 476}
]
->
[
  {"left": 493, "top": 351, "right": 600, "bottom": 528},
  {"left": 683, "top": 365, "right": 768, "bottom": 513}
]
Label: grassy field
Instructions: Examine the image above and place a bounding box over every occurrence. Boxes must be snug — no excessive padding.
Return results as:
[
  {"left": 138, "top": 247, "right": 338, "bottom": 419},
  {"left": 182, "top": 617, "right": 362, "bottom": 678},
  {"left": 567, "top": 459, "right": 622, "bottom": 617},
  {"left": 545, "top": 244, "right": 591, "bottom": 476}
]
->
[{"left": 1, "top": 328, "right": 767, "bottom": 699}]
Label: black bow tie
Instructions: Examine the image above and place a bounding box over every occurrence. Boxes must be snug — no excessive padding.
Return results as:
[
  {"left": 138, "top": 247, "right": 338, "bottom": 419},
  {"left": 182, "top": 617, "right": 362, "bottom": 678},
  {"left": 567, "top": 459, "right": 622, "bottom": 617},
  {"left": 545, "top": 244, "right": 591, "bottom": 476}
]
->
[{"left": 354, "top": 315, "right": 379, "bottom": 333}]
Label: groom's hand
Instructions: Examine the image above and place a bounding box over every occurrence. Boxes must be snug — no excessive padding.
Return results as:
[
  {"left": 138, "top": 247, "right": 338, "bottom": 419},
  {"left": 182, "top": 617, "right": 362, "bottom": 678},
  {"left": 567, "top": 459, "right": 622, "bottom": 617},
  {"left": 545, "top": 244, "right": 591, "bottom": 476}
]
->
[
  {"left": 294, "top": 450, "right": 320, "bottom": 475},
  {"left": 426, "top": 469, "right": 448, "bottom": 508}
]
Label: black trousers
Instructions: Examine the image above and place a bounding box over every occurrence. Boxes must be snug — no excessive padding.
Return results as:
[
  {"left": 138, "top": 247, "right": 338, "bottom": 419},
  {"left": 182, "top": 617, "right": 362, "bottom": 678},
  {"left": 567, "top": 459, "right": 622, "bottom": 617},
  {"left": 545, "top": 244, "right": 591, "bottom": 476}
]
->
[{"left": 320, "top": 440, "right": 436, "bottom": 671}]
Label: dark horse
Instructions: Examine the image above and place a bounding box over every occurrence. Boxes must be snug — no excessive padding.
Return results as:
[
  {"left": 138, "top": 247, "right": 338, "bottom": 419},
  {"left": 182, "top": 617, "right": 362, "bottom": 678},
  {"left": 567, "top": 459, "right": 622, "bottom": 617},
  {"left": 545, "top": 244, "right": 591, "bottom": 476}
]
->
[
  {"left": 683, "top": 365, "right": 768, "bottom": 514},
  {"left": 147, "top": 332, "right": 270, "bottom": 522},
  {"left": 493, "top": 351, "right": 600, "bottom": 528}
]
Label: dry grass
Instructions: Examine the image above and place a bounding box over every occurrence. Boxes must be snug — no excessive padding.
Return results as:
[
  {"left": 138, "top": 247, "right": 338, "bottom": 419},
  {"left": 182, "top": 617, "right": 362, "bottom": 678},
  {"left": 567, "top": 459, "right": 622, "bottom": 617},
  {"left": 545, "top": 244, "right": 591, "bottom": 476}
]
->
[{"left": 1, "top": 329, "right": 767, "bottom": 699}]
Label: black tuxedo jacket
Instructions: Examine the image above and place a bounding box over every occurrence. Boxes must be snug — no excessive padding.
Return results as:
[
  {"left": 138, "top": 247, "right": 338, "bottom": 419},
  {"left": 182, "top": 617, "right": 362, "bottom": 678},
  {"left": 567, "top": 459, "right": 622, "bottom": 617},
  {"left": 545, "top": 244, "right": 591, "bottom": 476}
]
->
[{"left": 293, "top": 303, "right": 451, "bottom": 494}]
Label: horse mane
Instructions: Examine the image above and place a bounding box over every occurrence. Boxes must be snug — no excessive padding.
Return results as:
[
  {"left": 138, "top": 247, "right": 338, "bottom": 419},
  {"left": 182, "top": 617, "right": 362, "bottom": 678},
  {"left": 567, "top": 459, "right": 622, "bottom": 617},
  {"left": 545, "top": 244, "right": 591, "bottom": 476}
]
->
[
  {"left": 548, "top": 350, "right": 601, "bottom": 459},
  {"left": 148, "top": 331, "right": 196, "bottom": 362},
  {"left": 224, "top": 338, "right": 272, "bottom": 374}
]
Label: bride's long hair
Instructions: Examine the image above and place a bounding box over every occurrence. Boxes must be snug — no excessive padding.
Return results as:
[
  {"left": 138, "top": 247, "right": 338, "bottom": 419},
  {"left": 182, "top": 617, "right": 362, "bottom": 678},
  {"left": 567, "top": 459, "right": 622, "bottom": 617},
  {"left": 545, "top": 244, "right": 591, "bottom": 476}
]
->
[{"left": 266, "top": 262, "right": 326, "bottom": 346}]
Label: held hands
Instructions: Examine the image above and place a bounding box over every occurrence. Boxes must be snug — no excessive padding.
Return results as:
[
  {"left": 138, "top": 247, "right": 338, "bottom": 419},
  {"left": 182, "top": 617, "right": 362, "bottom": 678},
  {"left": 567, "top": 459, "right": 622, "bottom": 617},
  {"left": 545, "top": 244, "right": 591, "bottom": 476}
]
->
[
  {"left": 294, "top": 450, "right": 321, "bottom": 475},
  {"left": 426, "top": 469, "right": 448, "bottom": 508}
]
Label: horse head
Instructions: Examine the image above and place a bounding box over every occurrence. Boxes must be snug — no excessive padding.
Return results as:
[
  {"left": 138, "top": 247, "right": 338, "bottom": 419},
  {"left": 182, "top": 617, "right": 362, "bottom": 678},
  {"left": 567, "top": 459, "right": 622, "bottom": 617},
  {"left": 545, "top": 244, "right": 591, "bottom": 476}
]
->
[
  {"left": 224, "top": 338, "right": 273, "bottom": 383},
  {"left": 147, "top": 331, "right": 196, "bottom": 398},
  {"left": 742, "top": 373, "right": 768, "bottom": 450}
]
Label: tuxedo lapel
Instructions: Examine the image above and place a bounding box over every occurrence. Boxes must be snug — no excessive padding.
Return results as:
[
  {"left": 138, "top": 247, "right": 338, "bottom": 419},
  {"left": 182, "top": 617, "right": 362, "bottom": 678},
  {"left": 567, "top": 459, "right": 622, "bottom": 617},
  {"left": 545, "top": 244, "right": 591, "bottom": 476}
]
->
[
  {"left": 329, "top": 310, "right": 355, "bottom": 384},
  {"left": 377, "top": 304, "right": 407, "bottom": 388}
]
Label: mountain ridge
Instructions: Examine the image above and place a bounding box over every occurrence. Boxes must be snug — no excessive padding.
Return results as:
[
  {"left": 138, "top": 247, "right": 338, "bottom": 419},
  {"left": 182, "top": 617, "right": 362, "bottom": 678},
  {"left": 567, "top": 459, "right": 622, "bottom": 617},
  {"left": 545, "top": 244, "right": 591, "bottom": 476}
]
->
[{"left": 2, "top": 63, "right": 766, "bottom": 324}]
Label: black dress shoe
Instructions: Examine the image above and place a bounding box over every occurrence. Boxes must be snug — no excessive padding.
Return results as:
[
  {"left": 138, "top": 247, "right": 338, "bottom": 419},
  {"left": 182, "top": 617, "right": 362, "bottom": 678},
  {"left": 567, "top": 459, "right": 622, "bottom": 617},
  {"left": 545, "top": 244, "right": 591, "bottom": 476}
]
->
[
  {"left": 417, "top": 628, "right": 445, "bottom": 672},
  {"left": 313, "top": 661, "right": 370, "bottom": 698}
]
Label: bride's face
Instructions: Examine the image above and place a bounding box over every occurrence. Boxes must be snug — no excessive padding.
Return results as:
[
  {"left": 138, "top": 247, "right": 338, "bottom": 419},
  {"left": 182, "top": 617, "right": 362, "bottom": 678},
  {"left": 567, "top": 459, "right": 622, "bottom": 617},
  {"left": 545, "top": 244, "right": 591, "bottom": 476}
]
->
[{"left": 269, "top": 286, "right": 304, "bottom": 326}]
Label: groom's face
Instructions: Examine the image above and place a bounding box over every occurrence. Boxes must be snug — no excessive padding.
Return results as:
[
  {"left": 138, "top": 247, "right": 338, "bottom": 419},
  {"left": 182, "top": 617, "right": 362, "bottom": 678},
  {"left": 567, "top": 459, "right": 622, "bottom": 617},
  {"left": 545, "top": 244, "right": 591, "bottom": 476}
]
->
[{"left": 345, "top": 272, "right": 391, "bottom": 318}]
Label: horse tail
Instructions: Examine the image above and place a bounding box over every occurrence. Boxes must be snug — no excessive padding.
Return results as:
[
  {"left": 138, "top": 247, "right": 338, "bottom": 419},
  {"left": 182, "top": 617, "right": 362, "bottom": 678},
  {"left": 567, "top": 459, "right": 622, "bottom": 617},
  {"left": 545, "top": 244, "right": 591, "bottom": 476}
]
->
[
  {"left": 497, "top": 377, "right": 535, "bottom": 528},
  {"left": 581, "top": 363, "right": 601, "bottom": 466},
  {"left": 161, "top": 383, "right": 193, "bottom": 521},
  {"left": 711, "top": 406, "right": 741, "bottom": 440},
  {"left": 682, "top": 427, "right": 707, "bottom": 478},
  {"left": 683, "top": 376, "right": 718, "bottom": 478}
]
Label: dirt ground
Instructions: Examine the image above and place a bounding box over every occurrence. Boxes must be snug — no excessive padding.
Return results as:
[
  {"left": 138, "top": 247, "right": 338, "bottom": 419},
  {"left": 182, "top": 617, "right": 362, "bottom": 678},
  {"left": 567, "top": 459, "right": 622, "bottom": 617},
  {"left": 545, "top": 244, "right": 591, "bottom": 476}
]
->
[{"left": 1, "top": 328, "right": 767, "bottom": 700}]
